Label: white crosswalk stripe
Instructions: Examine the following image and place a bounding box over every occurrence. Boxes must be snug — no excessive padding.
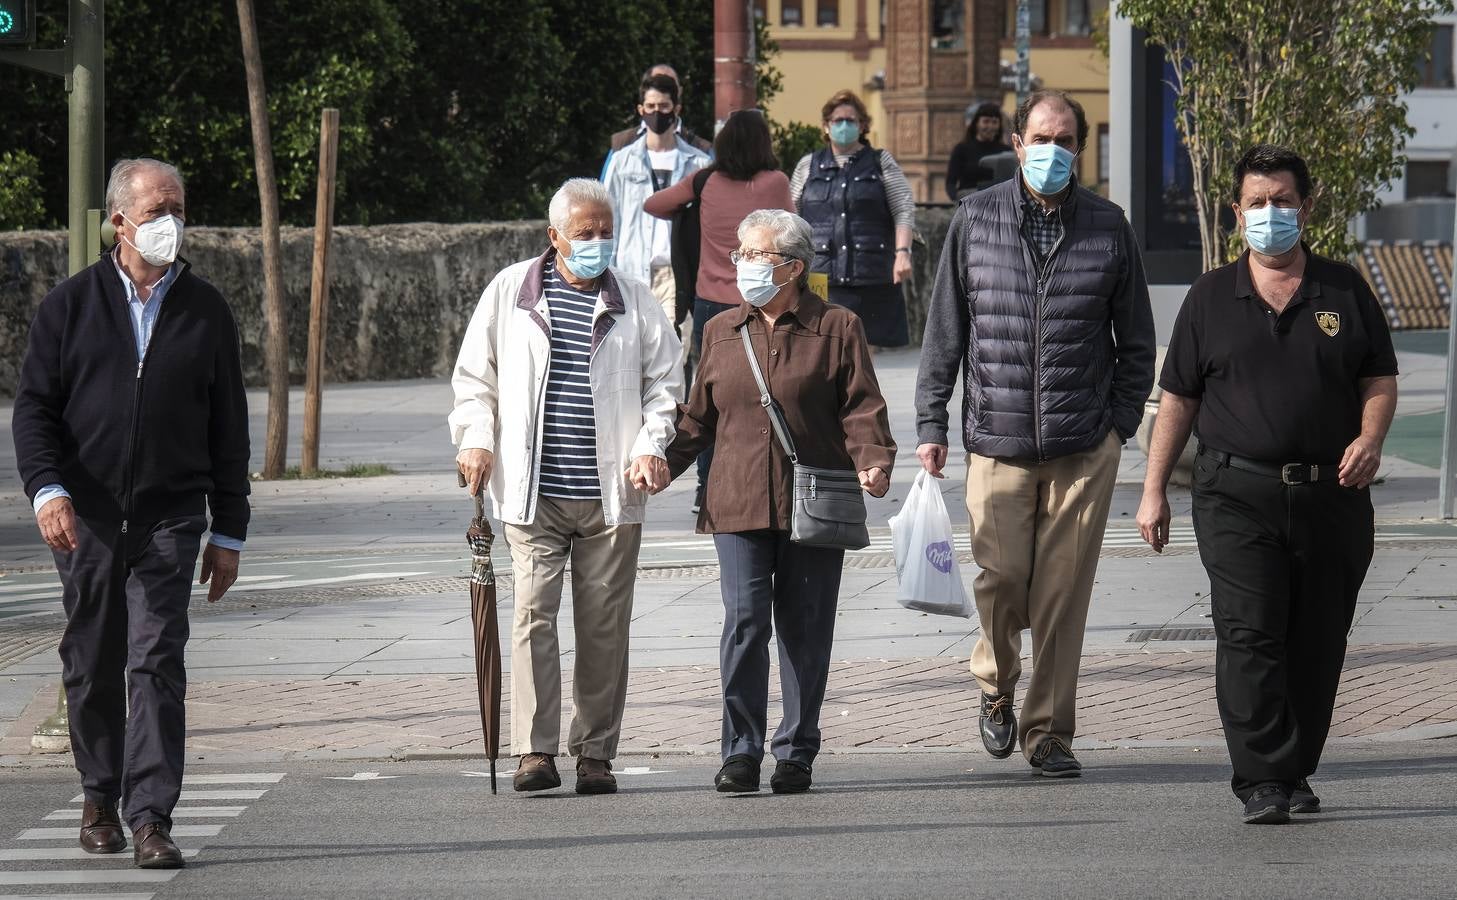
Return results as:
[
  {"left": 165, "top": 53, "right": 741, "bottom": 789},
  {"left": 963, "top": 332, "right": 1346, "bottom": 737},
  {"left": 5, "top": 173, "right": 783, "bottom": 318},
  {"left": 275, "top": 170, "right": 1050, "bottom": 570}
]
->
[
  {"left": 0, "top": 848, "right": 200, "bottom": 860},
  {"left": 45, "top": 807, "right": 243, "bottom": 821},
  {"left": 0, "top": 894, "right": 159, "bottom": 900},
  {"left": 0, "top": 871, "right": 178, "bottom": 885},
  {"left": 70, "top": 789, "right": 266, "bottom": 803},
  {"left": 183, "top": 773, "right": 285, "bottom": 785},
  {"left": 20, "top": 825, "right": 225, "bottom": 840}
]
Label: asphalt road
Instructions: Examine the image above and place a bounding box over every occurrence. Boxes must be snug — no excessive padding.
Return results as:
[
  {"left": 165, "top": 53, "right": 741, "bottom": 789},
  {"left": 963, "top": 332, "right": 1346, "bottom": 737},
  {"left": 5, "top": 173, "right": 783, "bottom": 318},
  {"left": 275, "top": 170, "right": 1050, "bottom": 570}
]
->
[{"left": 4, "top": 745, "right": 1457, "bottom": 899}]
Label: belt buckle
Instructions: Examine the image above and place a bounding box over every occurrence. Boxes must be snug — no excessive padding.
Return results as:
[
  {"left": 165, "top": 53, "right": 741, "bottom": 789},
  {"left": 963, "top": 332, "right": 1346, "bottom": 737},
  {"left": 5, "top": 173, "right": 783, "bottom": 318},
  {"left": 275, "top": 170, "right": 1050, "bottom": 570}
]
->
[{"left": 1281, "top": 463, "right": 1304, "bottom": 485}]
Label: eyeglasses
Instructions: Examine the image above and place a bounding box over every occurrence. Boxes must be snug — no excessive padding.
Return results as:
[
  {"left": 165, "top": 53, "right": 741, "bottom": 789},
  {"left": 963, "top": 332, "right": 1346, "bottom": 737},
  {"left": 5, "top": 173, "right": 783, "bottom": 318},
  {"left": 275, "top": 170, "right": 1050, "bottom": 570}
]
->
[{"left": 730, "top": 249, "right": 787, "bottom": 265}]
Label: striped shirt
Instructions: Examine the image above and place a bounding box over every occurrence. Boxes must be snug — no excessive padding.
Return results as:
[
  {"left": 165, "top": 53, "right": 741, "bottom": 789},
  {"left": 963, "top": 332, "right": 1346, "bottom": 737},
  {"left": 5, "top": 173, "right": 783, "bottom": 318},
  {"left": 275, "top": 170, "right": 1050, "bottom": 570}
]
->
[
  {"left": 537, "top": 263, "right": 601, "bottom": 501},
  {"left": 790, "top": 148, "right": 916, "bottom": 230}
]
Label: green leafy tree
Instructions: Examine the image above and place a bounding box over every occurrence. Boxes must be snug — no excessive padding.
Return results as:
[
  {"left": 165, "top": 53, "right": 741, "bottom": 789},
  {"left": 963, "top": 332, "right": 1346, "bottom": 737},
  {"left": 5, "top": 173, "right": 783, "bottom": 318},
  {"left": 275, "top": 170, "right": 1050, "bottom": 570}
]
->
[
  {"left": 0, "top": 150, "right": 49, "bottom": 229},
  {"left": 1119, "top": 0, "right": 1454, "bottom": 268},
  {"left": 0, "top": 0, "right": 713, "bottom": 227}
]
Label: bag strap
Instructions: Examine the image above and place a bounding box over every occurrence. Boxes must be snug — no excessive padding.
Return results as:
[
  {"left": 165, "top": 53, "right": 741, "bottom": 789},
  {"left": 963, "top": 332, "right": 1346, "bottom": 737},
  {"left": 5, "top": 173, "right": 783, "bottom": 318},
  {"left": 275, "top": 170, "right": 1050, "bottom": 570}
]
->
[
  {"left": 691, "top": 167, "right": 712, "bottom": 201},
  {"left": 738, "top": 324, "right": 799, "bottom": 464}
]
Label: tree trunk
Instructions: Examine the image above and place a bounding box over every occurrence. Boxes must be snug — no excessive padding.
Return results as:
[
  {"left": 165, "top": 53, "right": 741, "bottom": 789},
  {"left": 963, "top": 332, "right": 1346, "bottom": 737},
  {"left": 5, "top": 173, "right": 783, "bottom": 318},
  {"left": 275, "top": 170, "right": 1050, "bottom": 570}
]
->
[{"left": 235, "top": 0, "right": 289, "bottom": 479}]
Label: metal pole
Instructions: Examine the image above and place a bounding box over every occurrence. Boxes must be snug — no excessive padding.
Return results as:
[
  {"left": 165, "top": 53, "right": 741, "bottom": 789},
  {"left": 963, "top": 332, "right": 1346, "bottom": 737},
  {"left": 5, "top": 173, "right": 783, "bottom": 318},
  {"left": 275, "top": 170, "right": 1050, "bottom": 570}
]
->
[
  {"left": 1440, "top": 216, "right": 1457, "bottom": 519},
  {"left": 67, "top": 0, "right": 103, "bottom": 275},
  {"left": 1014, "top": 0, "right": 1031, "bottom": 105},
  {"left": 713, "top": 0, "right": 755, "bottom": 129}
]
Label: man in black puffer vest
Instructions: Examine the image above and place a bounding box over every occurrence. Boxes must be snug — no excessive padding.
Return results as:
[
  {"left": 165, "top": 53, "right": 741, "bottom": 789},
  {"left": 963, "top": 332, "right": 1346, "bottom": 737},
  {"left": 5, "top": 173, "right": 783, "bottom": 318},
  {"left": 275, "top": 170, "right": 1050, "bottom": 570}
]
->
[
  {"left": 915, "top": 91, "right": 1155, "bottom": 777},
  {"left": 13, "top": 158, "right": 250, "bottom": 869}
]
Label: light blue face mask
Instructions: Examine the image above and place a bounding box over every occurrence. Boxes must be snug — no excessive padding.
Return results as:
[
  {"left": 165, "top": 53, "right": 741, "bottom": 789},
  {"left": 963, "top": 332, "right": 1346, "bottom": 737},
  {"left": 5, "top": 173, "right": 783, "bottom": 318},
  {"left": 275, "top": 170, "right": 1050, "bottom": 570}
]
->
[
  {"left": 736, "top": 259, "right": 794, "bottom": 307},
  {"left": 562, "top": 238, "right": 615, "bottom": 279},
  {"left": 828, "top": 120, "right": 861, "bottom": 147},
  {"left": 1021, "top": 142, "right": 1076, "bottom": 195},
  {"left": 1242, "top": 204, "right": 1303, "bottom": 256}
]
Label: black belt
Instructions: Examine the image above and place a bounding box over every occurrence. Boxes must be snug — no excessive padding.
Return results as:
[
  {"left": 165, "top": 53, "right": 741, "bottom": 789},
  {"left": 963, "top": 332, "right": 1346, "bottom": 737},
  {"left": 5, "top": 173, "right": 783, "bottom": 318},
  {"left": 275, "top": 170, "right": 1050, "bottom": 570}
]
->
[{"left": 1197, "top": 447, "right": 1340, "bottom": 485}]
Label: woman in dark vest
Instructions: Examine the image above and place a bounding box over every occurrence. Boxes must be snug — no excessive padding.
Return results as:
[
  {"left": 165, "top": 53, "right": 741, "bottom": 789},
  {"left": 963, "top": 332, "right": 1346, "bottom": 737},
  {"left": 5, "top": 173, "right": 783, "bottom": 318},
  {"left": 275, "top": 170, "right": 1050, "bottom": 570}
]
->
[{"left": 790, "top": 89, "right": 916, "bottom": 349}]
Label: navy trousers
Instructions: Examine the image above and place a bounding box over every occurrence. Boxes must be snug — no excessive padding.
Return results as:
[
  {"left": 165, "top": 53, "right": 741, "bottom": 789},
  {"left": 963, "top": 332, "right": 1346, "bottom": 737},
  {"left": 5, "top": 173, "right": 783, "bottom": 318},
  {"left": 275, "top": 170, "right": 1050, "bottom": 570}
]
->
[
  {"left": 54, "top": 514, "right": 205, "bottom": 830},
  {"left": 1190, "top": 451, "right": 1373, "bottom": 801},
  {"left": 714, "top": 530, "right": 844, "bottom": 767}
]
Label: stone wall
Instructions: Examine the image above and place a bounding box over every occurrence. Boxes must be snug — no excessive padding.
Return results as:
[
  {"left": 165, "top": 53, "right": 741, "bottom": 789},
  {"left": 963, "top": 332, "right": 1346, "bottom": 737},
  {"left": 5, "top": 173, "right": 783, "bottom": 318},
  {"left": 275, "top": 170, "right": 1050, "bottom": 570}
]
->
[{"left": 0, "top": 213, "right": 955, "bottom": 396}]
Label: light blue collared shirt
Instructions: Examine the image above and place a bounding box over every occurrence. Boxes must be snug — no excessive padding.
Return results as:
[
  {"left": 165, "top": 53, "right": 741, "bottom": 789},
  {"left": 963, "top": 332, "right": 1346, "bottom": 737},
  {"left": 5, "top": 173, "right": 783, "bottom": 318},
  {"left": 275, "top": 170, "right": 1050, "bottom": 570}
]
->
[{"left": 33, "top": 253, "right": 244, "bottom": 552}]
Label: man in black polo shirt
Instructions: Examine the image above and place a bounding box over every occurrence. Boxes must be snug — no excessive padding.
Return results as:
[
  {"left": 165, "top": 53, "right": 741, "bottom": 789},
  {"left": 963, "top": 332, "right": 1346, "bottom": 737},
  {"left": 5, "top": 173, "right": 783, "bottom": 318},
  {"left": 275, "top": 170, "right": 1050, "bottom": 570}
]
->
[{"left": 1137, "top": 144, "right": 1398, "bottom": 825}]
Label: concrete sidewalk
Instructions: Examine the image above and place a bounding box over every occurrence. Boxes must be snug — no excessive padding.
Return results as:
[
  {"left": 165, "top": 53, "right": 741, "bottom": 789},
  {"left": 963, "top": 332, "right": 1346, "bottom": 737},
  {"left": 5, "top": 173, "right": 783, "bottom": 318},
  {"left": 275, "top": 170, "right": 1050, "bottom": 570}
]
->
[{"left": 2, "top": 339, "right": 1455, "bottom": 765}]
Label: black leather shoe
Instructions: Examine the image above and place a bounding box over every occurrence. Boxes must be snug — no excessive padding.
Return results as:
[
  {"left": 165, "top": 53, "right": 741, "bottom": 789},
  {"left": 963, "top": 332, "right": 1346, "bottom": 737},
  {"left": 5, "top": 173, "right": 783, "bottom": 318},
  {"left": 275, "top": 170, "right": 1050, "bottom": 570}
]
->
[
  {"left": 769, "top": 759, "right": 813, "bottom": 794},
  {"left": 1029, "top": 738, "right": 1082, "bottom": 777},
  {"left": 133, "top": 822, "right": 184, "bottom": 869},
  {"left": 1290, "top": 778, "right": 1321, "bottom": 814},
  {"left": 1242, "top": 783, "right": 1291, "bottom": 825},
  {"left": 79, "top": 799, "right": 126, "bottom": 854},
  {"left": 979, "top": 692, "right": 1017, "bottom": 759},
  {"left": 714, "top": 754, "right": 760, "bottom": 793},
  {"left": 513, "top": 753, "right": 561, "bottom": 792}
]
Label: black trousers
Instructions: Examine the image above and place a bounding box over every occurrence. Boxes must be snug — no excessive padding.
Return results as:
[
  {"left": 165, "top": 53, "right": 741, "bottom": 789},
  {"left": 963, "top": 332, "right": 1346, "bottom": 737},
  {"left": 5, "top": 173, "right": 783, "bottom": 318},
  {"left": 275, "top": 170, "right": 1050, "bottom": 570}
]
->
[
  {"left": 54, "top": 514, "right": 205, "bottom": 830},
  {"left": 714, "top": 530, "right": 844, "bottom": 767},
  {"left": 1190, "top": 450, "right": 1373, "bottom": 801}
]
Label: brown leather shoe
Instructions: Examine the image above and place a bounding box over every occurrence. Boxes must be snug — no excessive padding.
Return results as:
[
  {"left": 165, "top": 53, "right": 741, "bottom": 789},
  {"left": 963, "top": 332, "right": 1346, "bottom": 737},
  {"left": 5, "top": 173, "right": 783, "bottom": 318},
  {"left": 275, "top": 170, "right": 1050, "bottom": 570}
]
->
[
  {"left": 575, "top": 757, "right": 617, "bottom": 795},
  {"left": 513, "top": 753, "right": 561, "bottom": 792},
  {"left": 133, "top": 822, "right": 184, "bottom": 869},
  {"left": 79, "top": 799, "right": 126, "bottom": 854}
]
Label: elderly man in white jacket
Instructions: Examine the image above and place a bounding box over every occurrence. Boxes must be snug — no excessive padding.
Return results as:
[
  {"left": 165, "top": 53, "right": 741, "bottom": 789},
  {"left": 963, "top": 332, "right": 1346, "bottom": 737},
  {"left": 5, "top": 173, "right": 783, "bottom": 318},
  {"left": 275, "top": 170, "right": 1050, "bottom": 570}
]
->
[{"left": 450, "top": 178, "right": 683, "bottom": 796}]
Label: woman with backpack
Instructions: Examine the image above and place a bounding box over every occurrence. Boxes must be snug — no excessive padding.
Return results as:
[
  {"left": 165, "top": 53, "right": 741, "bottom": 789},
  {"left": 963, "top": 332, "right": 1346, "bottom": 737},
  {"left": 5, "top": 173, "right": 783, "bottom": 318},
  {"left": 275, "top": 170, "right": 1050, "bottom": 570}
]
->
[
  {"left": 790, "top": 89, "right": 916, "bottom": 350},
  {"left": 645, "top": 108, "right": 792, "bottom": 513}
]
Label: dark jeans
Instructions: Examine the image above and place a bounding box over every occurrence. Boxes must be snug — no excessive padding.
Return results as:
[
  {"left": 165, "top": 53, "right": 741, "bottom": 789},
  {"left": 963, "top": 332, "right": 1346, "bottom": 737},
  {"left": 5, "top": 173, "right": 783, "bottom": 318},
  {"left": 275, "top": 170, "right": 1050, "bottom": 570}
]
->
[
  {"left": 714, "top": 530, "right": 844, "bottom": 767},
  {"left": 1190, "top": 449, "right": 1373, "bottom": 801},
  {"left": 54, "top": 514, "right": 205, "bottom": 830},
  {"left": 692, "top": 297, "right": 735, "bottom": 491}
]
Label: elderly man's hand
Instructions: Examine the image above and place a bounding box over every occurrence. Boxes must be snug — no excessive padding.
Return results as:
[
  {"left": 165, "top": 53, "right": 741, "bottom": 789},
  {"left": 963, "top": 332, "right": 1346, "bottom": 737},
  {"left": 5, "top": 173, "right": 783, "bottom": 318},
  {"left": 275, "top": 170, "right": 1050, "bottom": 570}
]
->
[
  {"left": 915, "top": 443, "right": 948, "bottom": 478},
  {"left": 199, "top": 543, "right": 240, "bottom": 603},
  {"left": 625, "top": 455, "right": 671, "bottom": 495},
  {"left": 457, "top": 448, "right": 495, "bottom": 496},
  {"left": 1338, "top": 435, "right": 1382, "bottom": 489},
  {"left": 36, "top": 497, "right": 78, "bottom": 553},
  {"left": 859, "top": 466, "right": 889, "bottom": 497}
]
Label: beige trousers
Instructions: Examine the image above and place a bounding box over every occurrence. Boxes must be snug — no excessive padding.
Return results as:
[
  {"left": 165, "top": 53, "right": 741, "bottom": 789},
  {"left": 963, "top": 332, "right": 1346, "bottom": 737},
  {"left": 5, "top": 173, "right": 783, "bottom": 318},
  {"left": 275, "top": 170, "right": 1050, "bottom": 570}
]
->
[
  {"left": 650, "top": 264, "right": 690, "bottom": 370},
  {"left": 966, "top": 430, "right": 1122, "bottom": 759},
  {"left": 504, "top": 496, "right": 642, "bottom": 760}
]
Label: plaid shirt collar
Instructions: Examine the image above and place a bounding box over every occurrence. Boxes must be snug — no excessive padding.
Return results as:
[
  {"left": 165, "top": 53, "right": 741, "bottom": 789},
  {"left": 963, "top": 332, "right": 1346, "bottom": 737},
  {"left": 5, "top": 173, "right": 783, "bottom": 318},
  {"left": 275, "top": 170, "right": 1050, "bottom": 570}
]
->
[{"left": 1018, "top": 175, "right": 1070, "bottom": 261}]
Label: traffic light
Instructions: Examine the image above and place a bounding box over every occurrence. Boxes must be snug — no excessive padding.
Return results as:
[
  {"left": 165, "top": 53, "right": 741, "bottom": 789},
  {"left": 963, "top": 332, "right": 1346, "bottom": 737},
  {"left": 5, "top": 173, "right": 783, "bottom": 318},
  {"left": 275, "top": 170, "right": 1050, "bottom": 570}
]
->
[{"left": 0, "top": 0, "right": 35, "bottom": 46}]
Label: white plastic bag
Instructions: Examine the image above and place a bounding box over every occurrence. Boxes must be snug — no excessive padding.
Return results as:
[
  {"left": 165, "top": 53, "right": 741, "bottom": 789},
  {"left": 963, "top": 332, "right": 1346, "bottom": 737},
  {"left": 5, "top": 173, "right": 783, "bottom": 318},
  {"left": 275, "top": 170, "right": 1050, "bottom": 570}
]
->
[{"left": 888, "top": 470, "right": 973, "bottom": 618}]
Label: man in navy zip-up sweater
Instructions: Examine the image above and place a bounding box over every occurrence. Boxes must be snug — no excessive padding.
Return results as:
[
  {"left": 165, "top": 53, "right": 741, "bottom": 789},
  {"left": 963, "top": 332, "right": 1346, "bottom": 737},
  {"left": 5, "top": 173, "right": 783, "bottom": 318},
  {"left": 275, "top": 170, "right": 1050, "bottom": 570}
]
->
[{"left": 12, "top": 158, "right": 250, "bottom": 869}]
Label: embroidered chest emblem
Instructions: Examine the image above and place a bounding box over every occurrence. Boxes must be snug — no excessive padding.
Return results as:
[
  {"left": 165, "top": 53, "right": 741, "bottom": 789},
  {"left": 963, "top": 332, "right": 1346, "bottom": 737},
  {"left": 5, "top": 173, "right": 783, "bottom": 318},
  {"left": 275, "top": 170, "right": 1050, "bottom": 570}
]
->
[{"left": 1315, "top": 311, "right": 1341, "bottom": 337}]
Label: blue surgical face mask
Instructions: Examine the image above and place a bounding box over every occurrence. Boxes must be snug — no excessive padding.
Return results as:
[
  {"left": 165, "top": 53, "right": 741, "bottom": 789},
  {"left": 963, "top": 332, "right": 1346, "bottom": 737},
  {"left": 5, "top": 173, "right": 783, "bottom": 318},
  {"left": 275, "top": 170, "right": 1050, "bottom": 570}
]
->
[
  {"left": 828, "top": 120, "right": 861, "bottom": 147},
  {"left": 562, "top": 238, "right": 615, "bottom": 279},
  {"left": 736, "top": 259, "right": 794, "bottom": 307},
  {"left": 1020, "top": 142, "right": 1076, "bottom": 195},
  {"left": 1242, "top": 204, "right": 1303, "bottom": 256}
]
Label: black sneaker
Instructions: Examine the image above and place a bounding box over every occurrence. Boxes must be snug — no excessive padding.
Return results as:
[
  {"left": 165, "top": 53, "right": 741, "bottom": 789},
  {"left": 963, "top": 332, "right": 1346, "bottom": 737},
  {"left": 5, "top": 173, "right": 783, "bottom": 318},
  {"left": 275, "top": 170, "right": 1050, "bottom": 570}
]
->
[
  {"left": 1290, "top": 778, "right": 1321, "bottom": 814},
  {"left": 692, "top": 485, "right": 705, "bottom": 515},
  {"left": 769, "top": 759, "right": 813, "bottom": 794},
  {"left": 1243, "top": 783, "right": 1291, "bottom": 824},
  {"left": 979, "top": 692, "right": 1017, "bottom": 759},
  {"left": 1029, "top": 738, "right": 1082, "bottom": 778},
  {"left": 714, "top": 754, "right": 760, "bottom": 793}
]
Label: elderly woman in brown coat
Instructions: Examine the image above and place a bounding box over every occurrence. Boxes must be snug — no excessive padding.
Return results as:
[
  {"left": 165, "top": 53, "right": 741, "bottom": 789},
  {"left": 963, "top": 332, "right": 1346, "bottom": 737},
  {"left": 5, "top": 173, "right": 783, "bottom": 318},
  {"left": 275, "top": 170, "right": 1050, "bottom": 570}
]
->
[{"left": 664, "top": 208, "right": 895, "bottom": 795}]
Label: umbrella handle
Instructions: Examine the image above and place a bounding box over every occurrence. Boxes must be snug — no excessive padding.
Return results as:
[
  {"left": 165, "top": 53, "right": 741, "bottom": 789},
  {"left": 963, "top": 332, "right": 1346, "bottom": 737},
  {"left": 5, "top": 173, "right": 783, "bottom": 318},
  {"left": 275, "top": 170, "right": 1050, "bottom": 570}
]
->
[{"left": 457, "top": 469, "right": 486, "bottom": 520}]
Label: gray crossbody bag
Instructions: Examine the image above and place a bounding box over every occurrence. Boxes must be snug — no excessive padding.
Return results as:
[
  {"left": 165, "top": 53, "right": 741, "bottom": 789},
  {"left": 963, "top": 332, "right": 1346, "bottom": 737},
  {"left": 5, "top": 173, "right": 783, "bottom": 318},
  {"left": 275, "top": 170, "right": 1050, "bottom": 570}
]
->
[{"left": 739, "top": 325, "right": 870, "bottom": 551}]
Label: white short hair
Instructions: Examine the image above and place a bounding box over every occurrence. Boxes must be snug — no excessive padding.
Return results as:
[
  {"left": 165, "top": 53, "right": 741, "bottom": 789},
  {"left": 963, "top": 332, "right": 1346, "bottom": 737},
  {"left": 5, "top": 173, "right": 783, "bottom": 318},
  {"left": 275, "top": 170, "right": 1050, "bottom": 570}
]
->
[
  {"left": 548, "top": 178, "right": 615, "bottom": 232},
  {"left": 105, "top": 158, "right": 184, "bottom": 216},
  {"left": 737, "top": 208, "right": 814, "bottom": 287}
]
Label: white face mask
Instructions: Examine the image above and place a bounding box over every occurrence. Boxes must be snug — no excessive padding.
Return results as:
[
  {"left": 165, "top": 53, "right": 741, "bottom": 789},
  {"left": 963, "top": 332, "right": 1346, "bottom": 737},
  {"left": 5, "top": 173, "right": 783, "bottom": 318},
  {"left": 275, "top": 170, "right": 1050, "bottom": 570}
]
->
[
  {"left": 736, "top": 259, "right": 793, "bottom": 307},
  {"left": 121, "top": 213, "right": 184, "bottom": 267}
]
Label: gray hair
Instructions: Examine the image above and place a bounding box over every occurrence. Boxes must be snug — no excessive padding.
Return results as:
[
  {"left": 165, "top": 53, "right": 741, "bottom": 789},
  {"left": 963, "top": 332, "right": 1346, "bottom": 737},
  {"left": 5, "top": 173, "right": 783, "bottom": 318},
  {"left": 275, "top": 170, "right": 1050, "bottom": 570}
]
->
[
  {"left": 548, "top": 178, "right": 615, "bottom": 232},
  {"left": 737, "top": 208, "right": 813, "bottom": 288},
  {"left": 105, "top": 158, "right": 184, "bottom": 216}
]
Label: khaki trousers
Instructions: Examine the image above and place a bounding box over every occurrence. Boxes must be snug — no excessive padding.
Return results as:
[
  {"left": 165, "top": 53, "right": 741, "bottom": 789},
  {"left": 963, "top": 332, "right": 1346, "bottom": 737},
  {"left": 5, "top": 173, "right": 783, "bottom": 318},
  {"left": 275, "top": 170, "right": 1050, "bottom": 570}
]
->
[
  {"left": 504, "top": 496, "right": 642, "bottom": 760},
  {"left": 650, "top": 264, "right": 690, "bottom": 370},
  {"left": 966, "top": 431, "right": 1122, "bottom": 759}
]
